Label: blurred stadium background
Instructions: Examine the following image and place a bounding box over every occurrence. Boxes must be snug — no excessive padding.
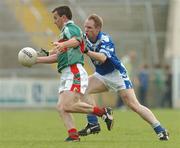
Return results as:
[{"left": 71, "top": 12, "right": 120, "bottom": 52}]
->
[{"left": 0, "top": 0, "right": 180, "bottom": 109}]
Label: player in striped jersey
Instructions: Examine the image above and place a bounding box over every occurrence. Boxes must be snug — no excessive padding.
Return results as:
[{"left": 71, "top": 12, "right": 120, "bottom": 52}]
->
[
  {"left": 36, "top": 6, "right": 113, "bottom": 142},
  {"left": 78, "top": 14, "right": 169, "bottom": 141}
]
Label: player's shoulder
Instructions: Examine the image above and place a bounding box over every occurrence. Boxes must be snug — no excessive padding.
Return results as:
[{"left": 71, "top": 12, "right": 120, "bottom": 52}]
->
[
  {"left": 64, "top": 22, "right": 82, "bottom": 37},
  {"left": 100, "top": 32, "right": 112, "bottom": 43},
  {"left": 67, "top": 22, "right": 81, "bottom": 30}
]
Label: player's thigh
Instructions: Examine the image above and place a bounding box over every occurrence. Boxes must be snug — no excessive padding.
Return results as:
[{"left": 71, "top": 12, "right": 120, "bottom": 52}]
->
[
  {"left": 118, "top": 88, "right": 140, "bottom": 106},
  {"left": 86, "top": 75, "right": 108, "bottom": 94}
]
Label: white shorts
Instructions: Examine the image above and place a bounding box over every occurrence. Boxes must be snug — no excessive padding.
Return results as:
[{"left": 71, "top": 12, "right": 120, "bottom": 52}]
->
[
  {"left": 58, "top": 64, "right": 88, "bottom": 94},
  {"left": 93, "top": 69, "right": 133, "bottom": 92}
]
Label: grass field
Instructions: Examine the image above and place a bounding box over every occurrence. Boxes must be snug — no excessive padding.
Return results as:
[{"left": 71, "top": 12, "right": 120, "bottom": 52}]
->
[{"left": 0, "top": 109, "right": 180, "bottom": 148}]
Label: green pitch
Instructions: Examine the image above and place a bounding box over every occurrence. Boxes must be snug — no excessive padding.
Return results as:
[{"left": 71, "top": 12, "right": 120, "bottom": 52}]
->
[{"left": 0, "top": 109, "right": 180, "bottom": 148}]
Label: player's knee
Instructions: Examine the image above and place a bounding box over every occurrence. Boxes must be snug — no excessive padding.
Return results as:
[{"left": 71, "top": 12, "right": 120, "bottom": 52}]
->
[
  {"left": 56, "top": 103, "right": 64, "bottom": 113},
  {"left": 56, "top": 101, "right": 71, "bottom": 113},
  {"left": 121, "top": 93, "right": 141, "bottom": 112},
  {"left": 62, "top": 102, "right": 73, "bottom": 112},
  {"left": 63, "top": 104, "right": 72, "bottom": 112}
]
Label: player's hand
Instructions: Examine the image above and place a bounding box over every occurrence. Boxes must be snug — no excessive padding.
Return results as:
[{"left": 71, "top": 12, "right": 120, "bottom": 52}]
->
[
  {"left": 82, "top": 33, "right": 94, "bottom": 53},
  {"left": 36, "top": 48, "right": 49, "bottom": 56},
  {"left": 52, "top": 41, "right": 67, "bottom": 53},
  {"left": 52, "top": 41, "right": 62, "bottom": 52},
  {"left": 53, "top": 42, "right": 67, "bottom": 53}
]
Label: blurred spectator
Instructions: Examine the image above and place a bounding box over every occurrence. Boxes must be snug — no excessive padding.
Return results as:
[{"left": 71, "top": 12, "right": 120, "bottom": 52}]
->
[
  {"left": 161, "top": 64, "right": 172, "bottom": 108},
  {"left": 153, "top": 64, "right": 166, "bottom": 108},
  {"left": 137, "top": 64, "right": 150, "bottom": 106}
]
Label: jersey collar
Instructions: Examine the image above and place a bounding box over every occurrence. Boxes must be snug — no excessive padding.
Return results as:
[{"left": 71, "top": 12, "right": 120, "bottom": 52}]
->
[
  {"left": 61, "top": 20, "right": 74, "bottom": 32},
  {"left": 64, "top": 20, "right": 74, "bottom": 26},
  {"left": 91, "top": 31, "right": 102, "bottom": 43},
  {"left": 96, "top": 31, "right": 102, "bottom": 42}
]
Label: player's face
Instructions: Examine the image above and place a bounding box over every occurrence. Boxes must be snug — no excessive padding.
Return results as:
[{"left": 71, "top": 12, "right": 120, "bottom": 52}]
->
[
  {"left": 53, "top": 11, "right": 64, "bottom": 30},
  {"left": 84, "top": 19, "right": 100, "bottom": 41}
]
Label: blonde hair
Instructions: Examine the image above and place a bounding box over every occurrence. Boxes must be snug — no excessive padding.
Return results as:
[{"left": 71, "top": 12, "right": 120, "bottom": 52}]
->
[{"left": 87, "top": 14, "right": 103, "bottom": 29}]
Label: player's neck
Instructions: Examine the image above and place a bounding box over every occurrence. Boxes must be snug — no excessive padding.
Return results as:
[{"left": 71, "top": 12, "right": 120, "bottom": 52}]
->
[{"left": 91, "top": 34, "right": 99, "bottom": 43}]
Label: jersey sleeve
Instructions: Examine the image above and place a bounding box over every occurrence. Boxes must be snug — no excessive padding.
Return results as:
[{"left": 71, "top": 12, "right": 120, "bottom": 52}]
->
[
  {"left": 99, "top": 35, "right": 115, "bottom": 58},
  {"left": 64, "top": 25, "right": 82, "bottom": 42}
]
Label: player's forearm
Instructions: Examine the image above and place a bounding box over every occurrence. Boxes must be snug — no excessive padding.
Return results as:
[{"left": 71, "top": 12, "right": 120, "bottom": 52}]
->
[
  {"left": 49, "top": 50, "right": 57, "bottom": 55},
  {"left": 61, "top": 37, "right": 80, "bottom": 49},
  {"left": 50, "top": 37, "right": 79, "bottom": 54},
  {"left": 53, "top": 37, "right": 80, "bottom": 52},
  {"left": 86, "top": 51, "right": 107, "bottom": 63},
  {"left": 36, "top": 54, "right": 57, "bottom": 64}
]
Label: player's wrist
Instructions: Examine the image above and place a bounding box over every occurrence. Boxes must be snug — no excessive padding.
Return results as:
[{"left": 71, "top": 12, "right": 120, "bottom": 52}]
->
[{"left": 60, "top": 42, "right": 65, "bottom": 49}]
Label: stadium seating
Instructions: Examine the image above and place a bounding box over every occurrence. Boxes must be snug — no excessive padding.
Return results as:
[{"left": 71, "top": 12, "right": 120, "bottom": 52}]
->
[
  {"left": 0, "top": 0, "right": 169, "bottom": 73},
  {"left": 0, "top": 0, "right": 169, "bottom": 107}
]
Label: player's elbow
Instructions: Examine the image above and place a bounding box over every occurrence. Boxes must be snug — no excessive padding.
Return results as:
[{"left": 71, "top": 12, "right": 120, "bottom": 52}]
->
[
  {"left": 100, "top": 55, "right": 107, "bottom": 63},
  {"left": 72, "top": 37, "right": 80, "bottom": 48}
]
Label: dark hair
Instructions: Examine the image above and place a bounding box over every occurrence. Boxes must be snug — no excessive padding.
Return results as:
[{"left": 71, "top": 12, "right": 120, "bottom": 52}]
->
[{"left": 52, "top": 6, "right": 72, "bottom": 20}]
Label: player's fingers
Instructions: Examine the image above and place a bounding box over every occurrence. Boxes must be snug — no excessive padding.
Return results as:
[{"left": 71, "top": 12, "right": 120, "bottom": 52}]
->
[
  {"left": 51, "top": 47, "right": 58, "bottom": 53},
  {"left": 52, "top": 41, "right": 59, "bottom": 46}
]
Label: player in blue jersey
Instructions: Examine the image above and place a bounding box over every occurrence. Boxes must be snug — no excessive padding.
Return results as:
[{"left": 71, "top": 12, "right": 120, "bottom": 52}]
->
[{"left": 77, "top": 14, "right": 169, "bottom": 140}]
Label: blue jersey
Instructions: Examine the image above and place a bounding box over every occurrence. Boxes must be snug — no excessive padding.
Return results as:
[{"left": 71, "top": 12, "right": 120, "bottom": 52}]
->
[{"left": 85, "top": 32, "right": 127, "bottom": 76}]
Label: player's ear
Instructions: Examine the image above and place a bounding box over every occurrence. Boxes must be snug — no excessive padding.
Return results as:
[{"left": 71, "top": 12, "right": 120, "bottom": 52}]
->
[
  {"left": 96, "top": 26, "right": 101, "bottom": 32},
  {"left": 61, "top": 15, "right": 67, "bottom": 20}
]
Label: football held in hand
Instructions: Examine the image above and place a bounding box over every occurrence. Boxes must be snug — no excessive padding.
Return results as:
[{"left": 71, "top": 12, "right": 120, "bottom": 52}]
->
[{"left": 18, "top": 47, "right": 37, "bottom": 67}]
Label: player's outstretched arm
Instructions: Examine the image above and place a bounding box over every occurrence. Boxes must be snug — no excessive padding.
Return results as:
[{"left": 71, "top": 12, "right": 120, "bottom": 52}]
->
[
  {"left": 37, "top": 48, "right": 57, "bottom": 56},
  {"left": 36, "top": 54, "right": 57, "bottom": 64}
]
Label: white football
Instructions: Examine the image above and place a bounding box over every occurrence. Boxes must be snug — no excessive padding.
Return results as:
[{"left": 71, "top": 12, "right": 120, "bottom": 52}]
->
[{"left": 18, "top": 47, "right": 37, "bottom": 67}]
